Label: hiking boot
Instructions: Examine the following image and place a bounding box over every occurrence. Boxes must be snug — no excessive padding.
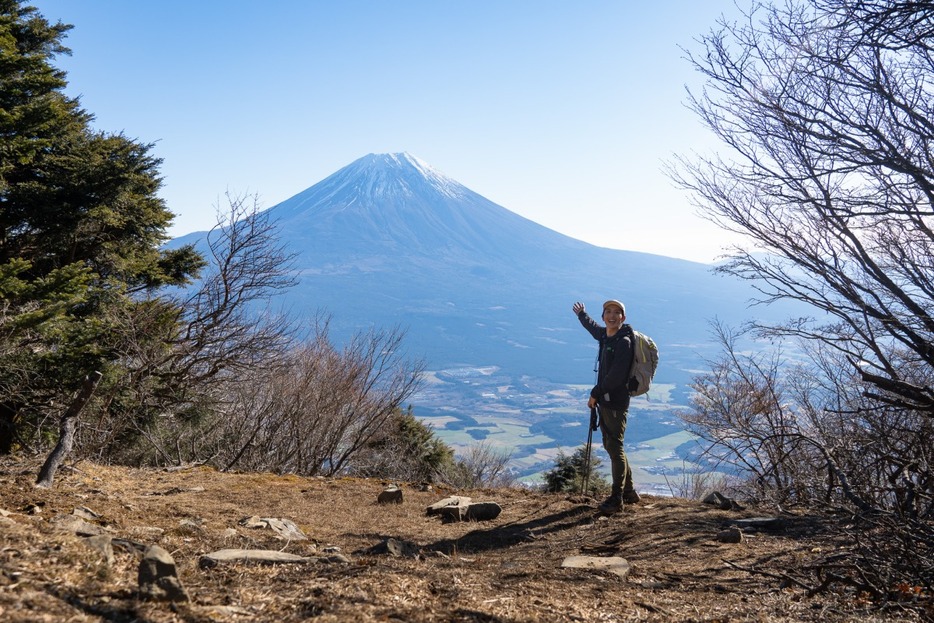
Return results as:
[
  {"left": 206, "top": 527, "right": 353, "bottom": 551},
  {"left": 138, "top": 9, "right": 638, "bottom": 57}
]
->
[
  {"left": 623, "top": 490, "right": 641, "bottom": 504},
  {"left": 598, "top": 495, "right": 623, "bottom": 513}
]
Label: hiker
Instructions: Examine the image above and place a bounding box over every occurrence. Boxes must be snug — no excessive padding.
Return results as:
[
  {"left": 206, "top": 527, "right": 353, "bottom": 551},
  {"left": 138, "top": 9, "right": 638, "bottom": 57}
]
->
[{"left": 572, "top": 299, "right": 641, "bottom": 512}]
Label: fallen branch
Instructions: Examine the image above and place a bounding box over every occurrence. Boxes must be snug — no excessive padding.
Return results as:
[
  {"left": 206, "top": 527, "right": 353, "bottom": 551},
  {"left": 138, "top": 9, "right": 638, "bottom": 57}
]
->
[{"left": 722, "top": 559, "right": 814, "bottom": 592}]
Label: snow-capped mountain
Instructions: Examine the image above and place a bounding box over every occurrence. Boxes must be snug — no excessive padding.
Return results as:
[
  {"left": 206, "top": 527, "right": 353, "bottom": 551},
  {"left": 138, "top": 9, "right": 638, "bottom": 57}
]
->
[
  {"left": 170, "top": 153, "right": 798, "bottom": 478},
  {"left": 262, "top": 152, "right": 589, "bottom": 262},
  {"left": 173, "top": 152, "right": 781, "bottom": 384}
]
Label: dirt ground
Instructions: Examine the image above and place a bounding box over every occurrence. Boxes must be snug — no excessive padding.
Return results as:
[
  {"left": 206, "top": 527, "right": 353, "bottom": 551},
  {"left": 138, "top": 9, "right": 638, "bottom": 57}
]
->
[{"left": 0, "top": 457, "right": 928, "bottom": 623}]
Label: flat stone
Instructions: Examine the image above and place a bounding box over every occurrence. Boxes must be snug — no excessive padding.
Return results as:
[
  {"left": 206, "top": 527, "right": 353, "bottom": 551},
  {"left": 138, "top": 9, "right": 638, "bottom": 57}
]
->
[
  {"left": 733, "top": 517, "right": 785, "bottom": 531},
  {"left": 239, "top": 515, "right": 265, "bottom": 528},
  {"left": 426, "top": 496, "right": 471, "bottom": 516},
  {"left": 561, "top": 555, "right": 631, "bottom": 579},
  {"left": 199, "top": 549, "right": 312, "bottom": 568},
  {"left": 238, "top": 517, "right": 307, "bottom": 541},
  {"left": 51, "top": 514, "right": 105, "bottom": 536}
]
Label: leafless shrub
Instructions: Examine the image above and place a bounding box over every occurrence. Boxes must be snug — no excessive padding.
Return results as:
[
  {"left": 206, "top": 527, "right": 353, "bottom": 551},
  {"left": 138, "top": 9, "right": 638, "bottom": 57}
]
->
[
  {"left": 672, "top": 0, "right": 934, "bottom": 600},
  {"left": 683, "top": 320, "right": 934, "bottom": 594},
  {"left": 209, "top": 319, "right": 424, "bottom": 477},
  {"left": 442, "top": 441, "right": 515, "bottom": 489},
  {"left": 683, "top": 322, "right": 827, "bottom": 507},
  {"left": 663, "top": 463, "right": 739, "bottom": 501}
]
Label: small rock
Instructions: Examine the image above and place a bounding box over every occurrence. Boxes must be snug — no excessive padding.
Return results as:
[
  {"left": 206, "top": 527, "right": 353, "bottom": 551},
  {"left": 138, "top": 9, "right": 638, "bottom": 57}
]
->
[
  {"left": 378, "top": 486, "right": 403, "bottom": 504},
  {"left": 716, "top": 527, "right": 745, "bottom": 543},
  {"left": 439, "top": 501, "right": 501, "bottom": 523},
  {"left": 385, "top": 537, "right": 420, "bottom": 558},
  {"left": 438, "top": 505, "right": 466, "bottom": 523},
  {"left": 82, "top": 535, "right": 115, "bottom": 566},
  {"left": 138, "top": 545, "right": 189, "bottom": 602},
  {"left": 178, "top": 518, "right": 204, "bottom": 533},
  {"left": 465, "top": 502, "right": 501, "bottom": 522},
  {"left": 702, "top": 491, "right": 742, "bottom": 510},
  {"left": 72, "top": 506, "right": 101, "bottom": 521}
]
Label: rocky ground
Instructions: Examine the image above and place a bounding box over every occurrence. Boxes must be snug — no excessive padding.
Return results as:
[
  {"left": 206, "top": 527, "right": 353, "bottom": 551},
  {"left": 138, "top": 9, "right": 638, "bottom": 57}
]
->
[{"left": 0, "top": 457, "right": 928, "bottom": 622}]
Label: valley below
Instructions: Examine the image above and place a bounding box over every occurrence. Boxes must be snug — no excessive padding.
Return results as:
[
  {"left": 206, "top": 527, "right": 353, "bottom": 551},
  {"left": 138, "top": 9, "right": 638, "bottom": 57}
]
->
[{"left": 412, "top": 365, "right": 712, "bottom": 494}]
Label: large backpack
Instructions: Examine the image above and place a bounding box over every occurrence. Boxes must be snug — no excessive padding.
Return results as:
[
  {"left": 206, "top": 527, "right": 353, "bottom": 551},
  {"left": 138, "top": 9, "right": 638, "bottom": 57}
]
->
[{"left": 625, "top": 326, "right": 658, "bottom": 397}]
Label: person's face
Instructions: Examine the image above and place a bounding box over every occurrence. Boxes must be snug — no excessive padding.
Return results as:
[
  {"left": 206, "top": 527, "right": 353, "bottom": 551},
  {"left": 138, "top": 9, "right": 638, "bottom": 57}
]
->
[{"left": 602, "top": 305, "right": 624, "bottom": 328}]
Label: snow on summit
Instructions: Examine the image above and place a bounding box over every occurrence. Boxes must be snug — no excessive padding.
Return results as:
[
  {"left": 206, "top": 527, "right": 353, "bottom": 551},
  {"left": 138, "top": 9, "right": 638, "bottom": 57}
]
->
[{"left": 351, "top": 152, "right": 471, "bottom": 201}]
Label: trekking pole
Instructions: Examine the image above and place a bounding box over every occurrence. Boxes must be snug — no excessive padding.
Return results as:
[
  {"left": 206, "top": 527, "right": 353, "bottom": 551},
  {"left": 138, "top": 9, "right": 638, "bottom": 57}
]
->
[{"left": 581, "top": 406, "right": 598, "bottom": 495}]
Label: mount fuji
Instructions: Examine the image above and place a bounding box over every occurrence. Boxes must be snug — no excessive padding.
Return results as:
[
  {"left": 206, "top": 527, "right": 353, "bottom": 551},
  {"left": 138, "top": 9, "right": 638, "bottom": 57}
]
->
[{"left": 170, "top": 153, "right": 792, "bottom": 481}]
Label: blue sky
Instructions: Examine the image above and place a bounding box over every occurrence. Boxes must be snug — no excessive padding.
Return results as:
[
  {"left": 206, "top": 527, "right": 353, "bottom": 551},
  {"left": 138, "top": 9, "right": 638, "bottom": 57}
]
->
[{"left": 30, "top": 1, "right": 744, "bottom": 263}]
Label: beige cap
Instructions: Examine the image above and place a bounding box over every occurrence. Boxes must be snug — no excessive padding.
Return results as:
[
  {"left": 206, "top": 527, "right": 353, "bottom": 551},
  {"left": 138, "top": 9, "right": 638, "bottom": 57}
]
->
[{"left": 603, "top": 299, "right": 626, "bottom": 315}]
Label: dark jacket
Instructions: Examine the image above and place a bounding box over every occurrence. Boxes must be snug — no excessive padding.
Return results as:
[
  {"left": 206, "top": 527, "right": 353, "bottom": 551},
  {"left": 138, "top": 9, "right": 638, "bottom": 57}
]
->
[{"left": 577, "top": 311, "right": 634, "bottom": 411}]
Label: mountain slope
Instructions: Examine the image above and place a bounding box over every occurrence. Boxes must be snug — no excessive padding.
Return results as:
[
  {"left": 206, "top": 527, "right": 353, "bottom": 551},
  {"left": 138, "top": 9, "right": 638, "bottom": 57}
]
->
[{"left": 0, "top": 459, "right": 873, "bottom": 623}]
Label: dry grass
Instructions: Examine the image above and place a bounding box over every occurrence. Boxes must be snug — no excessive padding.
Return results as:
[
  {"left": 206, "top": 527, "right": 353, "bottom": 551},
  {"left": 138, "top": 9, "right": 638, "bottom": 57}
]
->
[{"left": 0, "top": 457, "right": 927, "bottom": 622}]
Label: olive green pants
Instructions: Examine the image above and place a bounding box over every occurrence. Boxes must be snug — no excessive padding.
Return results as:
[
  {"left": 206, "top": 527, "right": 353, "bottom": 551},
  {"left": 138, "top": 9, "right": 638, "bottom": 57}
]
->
[{"left": 599, "top": 407, "right": 633, "bottom": 496}]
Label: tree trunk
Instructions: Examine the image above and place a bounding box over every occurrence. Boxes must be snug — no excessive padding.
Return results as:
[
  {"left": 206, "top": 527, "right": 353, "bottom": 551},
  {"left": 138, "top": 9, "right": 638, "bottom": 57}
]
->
[
  {"left": 35, "top": 371, "right": 103, "bottom": 488},
  {"left": 0, "top": 405, "right": 16, "bottom": 455}
]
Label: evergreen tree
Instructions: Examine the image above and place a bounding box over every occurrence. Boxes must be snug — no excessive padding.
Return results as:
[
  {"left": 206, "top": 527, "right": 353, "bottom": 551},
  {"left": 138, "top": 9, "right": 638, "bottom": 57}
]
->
[
  {"left": 543, "top": 447, "right": 609, "bottom": 495},
  {"left": 357, "top": 407, "right": 455, "bottom": 481},
  {"left": 0, "top": 1, "right": 202, "bottom": 452}
]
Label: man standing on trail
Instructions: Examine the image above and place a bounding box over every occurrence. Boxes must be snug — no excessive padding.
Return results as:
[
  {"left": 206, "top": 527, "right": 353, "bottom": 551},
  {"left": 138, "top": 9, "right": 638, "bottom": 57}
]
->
[{"left": 572, "top": 299, "right": 641, "bottom": 513}]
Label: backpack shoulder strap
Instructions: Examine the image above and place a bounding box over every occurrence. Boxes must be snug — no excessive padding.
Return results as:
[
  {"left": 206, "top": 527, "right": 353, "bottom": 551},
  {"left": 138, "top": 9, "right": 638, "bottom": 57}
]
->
[{"left": 622, "top": 324, "right": 637, "bottom": 393}]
